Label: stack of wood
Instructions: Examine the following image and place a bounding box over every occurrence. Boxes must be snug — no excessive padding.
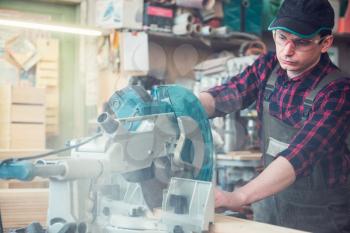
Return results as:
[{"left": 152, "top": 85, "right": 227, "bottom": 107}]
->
[
  {"left": 0, "top": 85, "right": 46, "bottom": 149},
  {"left": 36, "top": 38, "right": 60, "bottom": 135},
  {"left": 0, "top": 189, "right": 48, "bottom": 231}
]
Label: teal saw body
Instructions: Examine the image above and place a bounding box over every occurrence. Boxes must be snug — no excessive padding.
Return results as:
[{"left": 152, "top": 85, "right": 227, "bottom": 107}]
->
[{"left": 108, "top": 85, "right": 214, "bottom": 181}]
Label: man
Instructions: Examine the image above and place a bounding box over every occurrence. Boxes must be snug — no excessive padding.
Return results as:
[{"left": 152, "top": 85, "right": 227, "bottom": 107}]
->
[{"left": 199, "top": 0, "right": 350, "bottom": 232}]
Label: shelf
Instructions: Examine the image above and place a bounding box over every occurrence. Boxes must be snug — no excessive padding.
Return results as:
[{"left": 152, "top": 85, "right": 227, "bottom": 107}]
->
[{"left": 147, "top": 30, "right": 261, "bottom": 49}]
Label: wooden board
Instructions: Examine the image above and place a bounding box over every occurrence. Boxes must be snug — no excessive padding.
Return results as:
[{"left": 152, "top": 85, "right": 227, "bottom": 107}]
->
[
  {"left": 11, "top": 105, "right": 45, "bottom": 123},
  {"left": 0, "top": 189, "right": 48, "bottom": 230},
  {"left": 211, "top": 214, "right": 307, "bottom": 233},
  {"left": 46, "top": 88, "right": 59, "bottom": 108},
  {"left": 217, "top": 150, "right": 262, "bottom": 161},
  {"left": 0, "top": 178, "right": 48, "bottom": 189},
  {"left": 11, "top": 86, "right": 46, "bottom": 105},
  {"left": 0, "top": 85, "right": 46, "bottom": 149},
  {"left": 10, "top": 123, "right": 45, "bottom": 149}
]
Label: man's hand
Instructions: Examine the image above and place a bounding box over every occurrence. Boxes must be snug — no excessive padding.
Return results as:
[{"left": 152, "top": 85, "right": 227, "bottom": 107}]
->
[
  {"left": 215, "top": 187, "right": 247, "bottom": 212},
  {"left": 214, "top": 157, "right": 296, "bottom": 212}
]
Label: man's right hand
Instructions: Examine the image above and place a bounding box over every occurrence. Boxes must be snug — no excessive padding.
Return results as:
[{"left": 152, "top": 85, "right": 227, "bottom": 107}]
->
[{"left": 215, "top": 187, "right": 246, "bottom": 212}]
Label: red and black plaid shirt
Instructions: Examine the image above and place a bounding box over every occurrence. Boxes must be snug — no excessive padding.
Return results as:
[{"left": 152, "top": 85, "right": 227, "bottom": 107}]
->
[{"left": 208, "top": 52, "right": 350, "bottom": 187}]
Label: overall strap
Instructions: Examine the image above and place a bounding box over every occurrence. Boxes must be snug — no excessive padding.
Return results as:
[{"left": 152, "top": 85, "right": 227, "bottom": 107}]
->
[
  {"left": 263, "top": 64, "right": 279, "bottom": 102},
  {"left": 303, "top": 70, "right": 350, "bottom": 121}
]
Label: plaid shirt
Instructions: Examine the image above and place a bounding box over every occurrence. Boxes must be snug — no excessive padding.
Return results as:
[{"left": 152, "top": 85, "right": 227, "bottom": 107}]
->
[{"left": 208, "top": 52, "right": 350, "bottom": 187}]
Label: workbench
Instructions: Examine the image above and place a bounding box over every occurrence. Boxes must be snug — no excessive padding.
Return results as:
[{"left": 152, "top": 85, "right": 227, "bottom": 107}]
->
[
  {"left": 0, "top": 189, "right": 307, "bottom": 232},
  {"left": 0, "top": 150, "right": 305, "bottom": 232}
]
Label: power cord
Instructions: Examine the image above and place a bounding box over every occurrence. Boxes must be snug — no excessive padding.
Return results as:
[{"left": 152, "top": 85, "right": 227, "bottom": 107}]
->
[{"left": 0, "top": 133, "right": 103, "bottom": 167}]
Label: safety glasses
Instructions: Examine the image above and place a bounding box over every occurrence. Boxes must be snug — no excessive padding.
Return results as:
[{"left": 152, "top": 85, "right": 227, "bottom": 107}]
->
[{"left": 273, "top": 30, "right": 327, "bottom": 52}]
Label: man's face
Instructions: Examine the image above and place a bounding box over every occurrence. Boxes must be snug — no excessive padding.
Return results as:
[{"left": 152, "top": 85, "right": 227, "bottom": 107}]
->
[{"left": 273, "top": 30, "right": 332, "bottom": 77}]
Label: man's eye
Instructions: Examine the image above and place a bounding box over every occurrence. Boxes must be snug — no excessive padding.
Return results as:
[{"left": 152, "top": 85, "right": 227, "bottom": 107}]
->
[
  {"left": 278, "top": 34, "right": 287, "bottom": 41},
  {"left": 294, "top": 39, "right": 312, "bottom": 46}
]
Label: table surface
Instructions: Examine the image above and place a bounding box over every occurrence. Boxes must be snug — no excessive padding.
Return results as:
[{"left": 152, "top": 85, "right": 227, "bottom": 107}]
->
[{"left": 211, "top": 214, "right": 308, "bottom": 233}]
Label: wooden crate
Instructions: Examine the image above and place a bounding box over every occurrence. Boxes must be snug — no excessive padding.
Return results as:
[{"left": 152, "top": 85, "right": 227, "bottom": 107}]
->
[{"left": 0, "top": 85, "right": 46, "bottom": 149}]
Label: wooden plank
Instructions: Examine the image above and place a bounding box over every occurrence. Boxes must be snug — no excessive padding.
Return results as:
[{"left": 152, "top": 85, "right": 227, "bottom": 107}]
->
[
  {"left": 0, "top": 178, "right": 48, "bottom": 189},
  {"left": 36, "top": 78, "right": 58, "bottom": 87},
  {"left": 45, "top": 88, "right": 59, "bottom": 107},
  {"left": 11, "top": 124, "right": 45, "bottom": 140},
  {"left": 11, "top": 139, "right": 45, "bottom": 150},
  {"left": 217, "top": 151, "right": 262, "bottom": 161},
  {"left": 46, "top": 116, "right": 59, "bottom": 125},
  {"left": 10, "top": 123, "right": 45, "bottom": 149},
  {"left": 0, "top": 123, "right": 10, "bottom": 138},
  {"left": 0, "top": 103, "right": 11, "bottom": 123},
  {"left": 11, "top": 105, "right": 45, "bottom": 123},
  {"left": 36, "top": 61, "right": 58, "bottom": 70},
  {"left": 36, "top": 69, "right": 59, "bottom": 78},
  {"left": 12, "top": 86, "right": 46, "bottom": 105},
  {"left": 0, "top": 189, "right": 48, "bottom": 230},
  {"left": 211, "top": 214, "right": 307, "bottom": 233},
  {"left": 46, "top": 107, "right": 59, "bottom": 116},
  {"left": 46, "top": 124, "right": 59, "bottom": 135},
  {"left": 0, "top": 139, "right": 10, "bottom": 150},
  {"left": 0, "top": 85, "right": 11, "bottom": 105}
]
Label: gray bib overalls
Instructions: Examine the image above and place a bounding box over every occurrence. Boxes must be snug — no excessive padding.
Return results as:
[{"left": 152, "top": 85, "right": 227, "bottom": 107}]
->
[{"left": 252, "top": 66, "right": 350, "bottom": 233}]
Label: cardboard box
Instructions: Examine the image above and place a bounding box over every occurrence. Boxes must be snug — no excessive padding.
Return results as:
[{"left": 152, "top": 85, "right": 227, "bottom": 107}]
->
[{"left": 96, "top": 0, "right": 144, "bottom": 29}]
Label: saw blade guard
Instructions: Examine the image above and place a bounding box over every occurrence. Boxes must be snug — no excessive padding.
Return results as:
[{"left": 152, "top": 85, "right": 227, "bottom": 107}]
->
[{"left": 108, "top": 85, "right": 214, "bottom": 182}]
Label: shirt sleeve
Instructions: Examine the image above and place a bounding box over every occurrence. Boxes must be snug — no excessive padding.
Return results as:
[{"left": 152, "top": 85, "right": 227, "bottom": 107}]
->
[
  {"left": 205, "top": 53, "right": 272, "bottom": 118},
  {"left": 278, "top": 78, "right": 350, "bottom": 178}
]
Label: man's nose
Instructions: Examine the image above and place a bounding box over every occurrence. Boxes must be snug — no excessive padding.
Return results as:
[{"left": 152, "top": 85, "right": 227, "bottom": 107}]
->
[{"left": 283, "top": 40, "right": 296, "bottom": 55}]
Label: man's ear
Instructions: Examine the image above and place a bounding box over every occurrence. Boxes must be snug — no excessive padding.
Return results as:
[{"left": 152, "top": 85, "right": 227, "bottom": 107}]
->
[{"left": 321, "top": 35, "right": 334, "bottom": 53}]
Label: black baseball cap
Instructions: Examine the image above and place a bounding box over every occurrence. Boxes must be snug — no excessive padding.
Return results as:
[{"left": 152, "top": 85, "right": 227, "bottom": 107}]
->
[{"left": 268, "top": 0, "right": 334, "bottom": 38}]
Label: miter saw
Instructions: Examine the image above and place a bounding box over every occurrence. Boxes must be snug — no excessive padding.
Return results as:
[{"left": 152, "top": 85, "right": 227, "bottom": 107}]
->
[{"left": 0, "top": 85, "right": 215, "bottom": 233}]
